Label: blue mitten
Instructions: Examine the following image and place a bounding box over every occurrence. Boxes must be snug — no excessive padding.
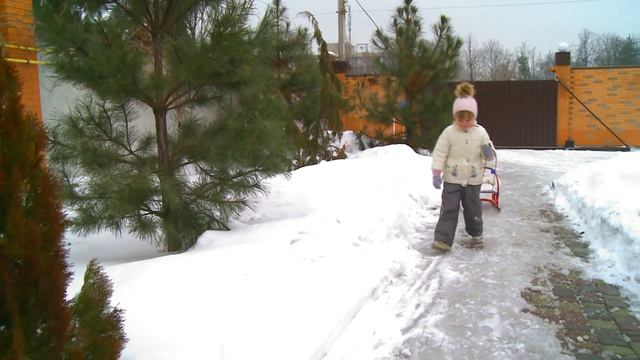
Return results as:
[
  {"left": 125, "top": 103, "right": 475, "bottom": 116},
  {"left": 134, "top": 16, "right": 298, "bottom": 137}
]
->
[
  {"left": 432, "top": 175, "right": 442, "bottom": 189},
  {"left": 482, "top": 144, "right": 495, "bottom": 161},
  {"left": 433, "top": 175, "right": 442, "bottom": 189}
]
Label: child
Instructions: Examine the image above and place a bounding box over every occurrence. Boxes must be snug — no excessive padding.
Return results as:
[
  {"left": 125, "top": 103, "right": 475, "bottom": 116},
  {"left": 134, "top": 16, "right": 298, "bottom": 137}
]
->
[{"left": 430, "top": 81, "right": 494, "bottom": 251}]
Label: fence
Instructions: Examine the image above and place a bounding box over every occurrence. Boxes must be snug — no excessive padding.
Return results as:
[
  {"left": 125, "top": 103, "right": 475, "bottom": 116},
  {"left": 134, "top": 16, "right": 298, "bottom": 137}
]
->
[{"left": 472, "top": 80, "right": 557, "bottom": 148}]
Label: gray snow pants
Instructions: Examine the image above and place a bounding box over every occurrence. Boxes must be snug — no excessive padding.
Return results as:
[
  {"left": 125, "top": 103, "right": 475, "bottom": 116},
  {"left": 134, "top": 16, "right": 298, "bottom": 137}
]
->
[{"left": 434, "top": 182, "right": 483, "bottom": 246}]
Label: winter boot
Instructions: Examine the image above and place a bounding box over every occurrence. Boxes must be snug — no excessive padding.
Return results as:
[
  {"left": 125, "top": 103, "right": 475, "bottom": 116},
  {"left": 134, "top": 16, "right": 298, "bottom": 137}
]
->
[
  {"left": 461, "top": 236, "right": 484, "bottom": 249},
  {"left": 431, "top": 241, "right": 452, "bottom": 252}
]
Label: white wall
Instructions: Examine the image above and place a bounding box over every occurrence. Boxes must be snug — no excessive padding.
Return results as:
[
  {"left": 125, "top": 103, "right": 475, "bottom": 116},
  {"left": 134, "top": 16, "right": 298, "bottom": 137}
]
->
[
  {"left": 38, "top": 64, "right": 157, "bottom": 134},
  {"left": 38, "top": 64, "right": 84, "bottom": 125}
]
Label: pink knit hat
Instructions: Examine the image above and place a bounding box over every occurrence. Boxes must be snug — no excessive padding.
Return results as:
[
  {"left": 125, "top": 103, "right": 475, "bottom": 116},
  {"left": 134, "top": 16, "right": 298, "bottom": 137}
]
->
[{"left": 452, "top": 82, "right": 478, "bottom": 119}]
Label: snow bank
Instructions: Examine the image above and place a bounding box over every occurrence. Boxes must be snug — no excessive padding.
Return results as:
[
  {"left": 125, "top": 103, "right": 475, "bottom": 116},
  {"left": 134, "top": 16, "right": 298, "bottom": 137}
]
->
[
  {"left": 67, "top": 144, "right": 439, "bottom": 359},
  {"left": 554, "top": 151, "right": 640, "bottom": 312}
]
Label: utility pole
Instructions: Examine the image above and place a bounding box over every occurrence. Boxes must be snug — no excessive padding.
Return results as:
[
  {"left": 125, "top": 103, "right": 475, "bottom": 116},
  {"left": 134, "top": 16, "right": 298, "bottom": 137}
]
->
[{"left": 338, "top": 0, "right": 346, "bottom": 59}]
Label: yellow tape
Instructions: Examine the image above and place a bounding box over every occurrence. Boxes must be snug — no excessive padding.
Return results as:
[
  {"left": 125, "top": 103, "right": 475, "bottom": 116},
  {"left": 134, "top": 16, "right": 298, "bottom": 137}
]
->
[
  {"left": 4, "top": 57, "right": 49, "bottom": 65},
  {"left": 0, "top": 43, "right": 51, "bottom": 53}
]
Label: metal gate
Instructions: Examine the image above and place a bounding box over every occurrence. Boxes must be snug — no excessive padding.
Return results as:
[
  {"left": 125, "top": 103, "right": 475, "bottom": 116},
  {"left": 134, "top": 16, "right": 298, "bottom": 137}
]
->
[{"left": 469, "top": 80, "right": 557, "bottom": 148}]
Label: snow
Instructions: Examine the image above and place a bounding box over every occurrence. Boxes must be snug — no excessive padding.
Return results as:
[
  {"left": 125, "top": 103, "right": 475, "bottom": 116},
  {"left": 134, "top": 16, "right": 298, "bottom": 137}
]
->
[
  {"left": 552, "top": 151, "right": 640, "bottom": 312},
  {"left": 65, "top": 135, "right": 639, "bottom": 359}
]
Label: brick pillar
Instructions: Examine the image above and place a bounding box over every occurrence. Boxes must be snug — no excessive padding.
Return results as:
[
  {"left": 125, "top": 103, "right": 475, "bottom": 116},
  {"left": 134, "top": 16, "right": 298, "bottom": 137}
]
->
[
  {"left": 551, "top": 51, "right": 572, "bottom": 148},
  {"left": 0, "top": 0, "right": 42, "bottom": 122}
]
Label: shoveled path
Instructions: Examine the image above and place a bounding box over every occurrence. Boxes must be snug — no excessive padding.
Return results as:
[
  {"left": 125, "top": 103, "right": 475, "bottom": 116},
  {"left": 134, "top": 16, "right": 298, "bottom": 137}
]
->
[{"left": 398, "top": 152, "right": 640, "bottom": 359}]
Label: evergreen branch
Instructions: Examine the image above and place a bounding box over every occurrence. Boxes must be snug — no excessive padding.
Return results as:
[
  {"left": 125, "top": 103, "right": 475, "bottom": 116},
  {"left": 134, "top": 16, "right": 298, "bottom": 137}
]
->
[
  {"left": 194, "top": 162, "right": 267, "bottom": 185},
  {"left": 187, "top": 184, "right": 254, "bottom": 217},
  {"left": 163, "top": 82, "right": 184, "bottom": 109},
  {"left": 119, "top": 209, "right": 159, "bottom": 220},
  {"left": 122, "top": 104, "right": 136, "bottom": 156},
  {"left": 90, "top": 12, "right": 114, "bottom": 50},
  {"left": 61, "top": 166, "right": 77, "bottom": 193},
  {"left": 178, "top": 160, "right": 196, "bottom": 169},
  {"left": 102, "top": 101, "right": 115, "bottom": 136},
  {"left": 208, "top": 217, "right": 231, "bottom": 231},
  {"left": 67, "top": 192, "right": 129, "bottom": 203},
  {"left": 165, "top": 83, "right": 214, "bottom": 110},
  {"left": 429, "top": 21, "right": 444, "bottom": 58},
  {"left": 111, "top": 0, "right": 151, "bottom": 32},
  {"left": 95, "top": 101, "right": 145, "bottom": 163},
  {"left": 57, "top": 110, "right": 142, "bottom": 166},
  {"left": 45, "top": 130, "right": 69, "bottom": 151},
  {"left": 162, "top": 0, "right": 202, "bottom": 30}
]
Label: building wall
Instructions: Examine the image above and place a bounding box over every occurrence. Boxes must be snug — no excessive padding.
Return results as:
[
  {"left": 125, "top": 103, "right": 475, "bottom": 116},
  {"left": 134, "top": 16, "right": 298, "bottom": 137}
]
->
[
  {"left": 0, "top": 0, "right": 42, "bottom": 121},
  {"left": 39, "top": 64, "right": 85, "bottom": 124},
  {"left": 553, "top": 63, "right": 640, "bottom": 148},
  {"left": 338, "top": 72, "right": 405, "bottom": 139}
]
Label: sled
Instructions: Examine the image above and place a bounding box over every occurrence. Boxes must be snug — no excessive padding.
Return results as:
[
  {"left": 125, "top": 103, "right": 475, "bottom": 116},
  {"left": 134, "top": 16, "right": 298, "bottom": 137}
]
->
[{"left": 480, "top": 147, "right": 500, "bottom": 210}]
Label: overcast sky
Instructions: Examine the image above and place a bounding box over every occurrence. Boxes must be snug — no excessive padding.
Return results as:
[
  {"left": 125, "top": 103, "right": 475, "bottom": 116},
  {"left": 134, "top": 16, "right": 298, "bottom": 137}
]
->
[{"left": 253, "top": 0, "right": 639, "bottom": 55}]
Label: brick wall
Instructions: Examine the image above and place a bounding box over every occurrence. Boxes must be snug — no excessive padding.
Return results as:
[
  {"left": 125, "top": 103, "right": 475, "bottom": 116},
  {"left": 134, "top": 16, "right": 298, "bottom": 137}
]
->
[
  {"left": 553, "top": 63, "right": 640, "bottom": 148},
  {"left": 0, "top": 0, "right": 42, "bottom": 121},
  {"left": 338, "top": 72, "right": 405, "bottom": 139}
]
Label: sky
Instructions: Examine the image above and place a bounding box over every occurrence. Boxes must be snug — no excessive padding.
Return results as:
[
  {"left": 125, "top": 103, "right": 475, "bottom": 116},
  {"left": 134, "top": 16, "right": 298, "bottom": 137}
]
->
[
  {"left": 65, "top": 133, "right": 640, "bottom": 359},
  {"left": 253, "top": 0, "right": 640, "bottom": 55}
]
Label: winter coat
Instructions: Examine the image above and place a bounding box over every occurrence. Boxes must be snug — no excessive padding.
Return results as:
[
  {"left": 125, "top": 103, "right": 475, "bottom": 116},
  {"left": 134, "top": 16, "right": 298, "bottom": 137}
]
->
[{"left": 431, "top": 123, "right": 493, "bottom": 186}]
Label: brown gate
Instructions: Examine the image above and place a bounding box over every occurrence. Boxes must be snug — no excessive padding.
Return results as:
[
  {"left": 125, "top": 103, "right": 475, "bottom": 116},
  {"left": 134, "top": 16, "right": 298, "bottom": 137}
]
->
[{"left": 470, "top": 80, "right": 557, "bottom": 148}]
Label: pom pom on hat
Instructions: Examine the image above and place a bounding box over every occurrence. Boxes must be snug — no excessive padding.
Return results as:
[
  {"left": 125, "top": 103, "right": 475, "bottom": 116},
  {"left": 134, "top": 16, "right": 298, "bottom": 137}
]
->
[{"left": 452, "top": 82, "right": 478, "bottom": 119}]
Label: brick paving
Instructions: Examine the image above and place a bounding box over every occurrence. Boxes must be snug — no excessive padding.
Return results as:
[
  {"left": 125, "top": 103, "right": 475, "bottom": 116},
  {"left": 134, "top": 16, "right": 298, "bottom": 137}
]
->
[{"left": 522, "top": 210, "right": 640, "bottom": 360}]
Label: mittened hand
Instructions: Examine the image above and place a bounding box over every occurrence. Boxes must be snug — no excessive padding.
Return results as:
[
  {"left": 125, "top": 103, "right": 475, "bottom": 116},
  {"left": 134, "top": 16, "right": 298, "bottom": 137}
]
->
[
  {"left": 432, "top": 175, "right": 442, "bottom": 189},
  {"left": 482, "top": 143, "right": 495, "bottom": 161},
  {"left": 432, "top": 169, "right": 442, "bottom": 189}
]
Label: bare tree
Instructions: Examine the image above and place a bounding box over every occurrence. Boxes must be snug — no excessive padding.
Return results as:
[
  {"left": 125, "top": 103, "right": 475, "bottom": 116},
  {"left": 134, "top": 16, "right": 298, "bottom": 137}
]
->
[
  {"left": 595, "top": 33, "right": 625, "bottom": 66},
  {"left": 454, "top": 29, "right": 638, "bottom": 81},
  {"left": 481, "top": 39, "right": 515, "bottom": 80},
  {"left": 536, "top": 51, "right": 556, "bottom": 80},
  {"left": 574, "top": 28, "right": 598, "bottom": 67},
  {"left": 460, "top": 34, "right": 482, "bottom": 81}
]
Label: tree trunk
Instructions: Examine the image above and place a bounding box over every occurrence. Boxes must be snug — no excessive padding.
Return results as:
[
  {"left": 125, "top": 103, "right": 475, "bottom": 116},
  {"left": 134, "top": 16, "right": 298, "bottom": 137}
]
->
[
  {"left": 154, "top": 107, "right": 181, "bottom": 252},
  {"left": 151, "top": 3, "right": 180, "bottom": 252},
  {"left": 153, "top": 107, "right": 170, "bottom": 166}
]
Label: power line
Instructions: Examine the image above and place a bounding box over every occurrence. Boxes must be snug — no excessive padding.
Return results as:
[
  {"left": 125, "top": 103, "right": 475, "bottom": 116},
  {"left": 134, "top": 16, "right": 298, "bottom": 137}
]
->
[
  {"left": 353, "top": 0, "right": 381, "bottom": 31},
  {"left": 378, "top": 0, "right": 599, "bottom": 12},
  {"left": 313, "top": 0, "right": 600, "bottom": 15}
]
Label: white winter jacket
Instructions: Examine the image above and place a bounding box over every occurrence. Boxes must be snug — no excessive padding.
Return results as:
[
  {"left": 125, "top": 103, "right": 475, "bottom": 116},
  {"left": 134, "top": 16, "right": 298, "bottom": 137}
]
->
[{"left": 431, "top": 124, "right": 493, "bottom": 186}]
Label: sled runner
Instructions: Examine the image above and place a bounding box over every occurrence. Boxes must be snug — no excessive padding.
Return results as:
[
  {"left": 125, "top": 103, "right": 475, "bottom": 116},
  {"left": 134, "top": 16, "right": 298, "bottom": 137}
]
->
[{"left": 480, "top": 147, "right": 500, "bottom": 210}]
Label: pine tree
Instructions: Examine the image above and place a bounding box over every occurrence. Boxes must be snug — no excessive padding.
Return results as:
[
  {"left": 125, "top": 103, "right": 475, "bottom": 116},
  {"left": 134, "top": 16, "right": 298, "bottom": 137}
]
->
[
  {"left": 516, "top": 44, "right": 533, "bottom": 80},
  {"left": 619, "top": 35, "right": 640, "bottom": 65},
  {"left": 366, "top": 0, "right": 462, "bottom": 150},
  {"left": 257, "top": 1, "right": 347, "bottom": 169},
  {"left": 305, "top": 13, "right": 349, "bottom": 165},
  {"left": 35, "top": 0, "right": 292, "bottom": 251},
  {"left": 0, "top": 53, "right": 126, "bottom": 360}
]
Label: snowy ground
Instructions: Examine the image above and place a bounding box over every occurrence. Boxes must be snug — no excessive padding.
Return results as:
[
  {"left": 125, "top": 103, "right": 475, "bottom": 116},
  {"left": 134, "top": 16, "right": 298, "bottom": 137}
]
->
[
  {"left": 65, "top": 137, "right": 639, "bottom": 359},
  {"left": 551, "top": 150, "right": 640, "bottom": 312}
]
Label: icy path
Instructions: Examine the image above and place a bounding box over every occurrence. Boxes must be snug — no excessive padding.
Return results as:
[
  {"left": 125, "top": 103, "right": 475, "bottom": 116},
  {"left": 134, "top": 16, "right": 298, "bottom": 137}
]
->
[{"left": 324, "top": 150, "right": 615, "bottom": 360}]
